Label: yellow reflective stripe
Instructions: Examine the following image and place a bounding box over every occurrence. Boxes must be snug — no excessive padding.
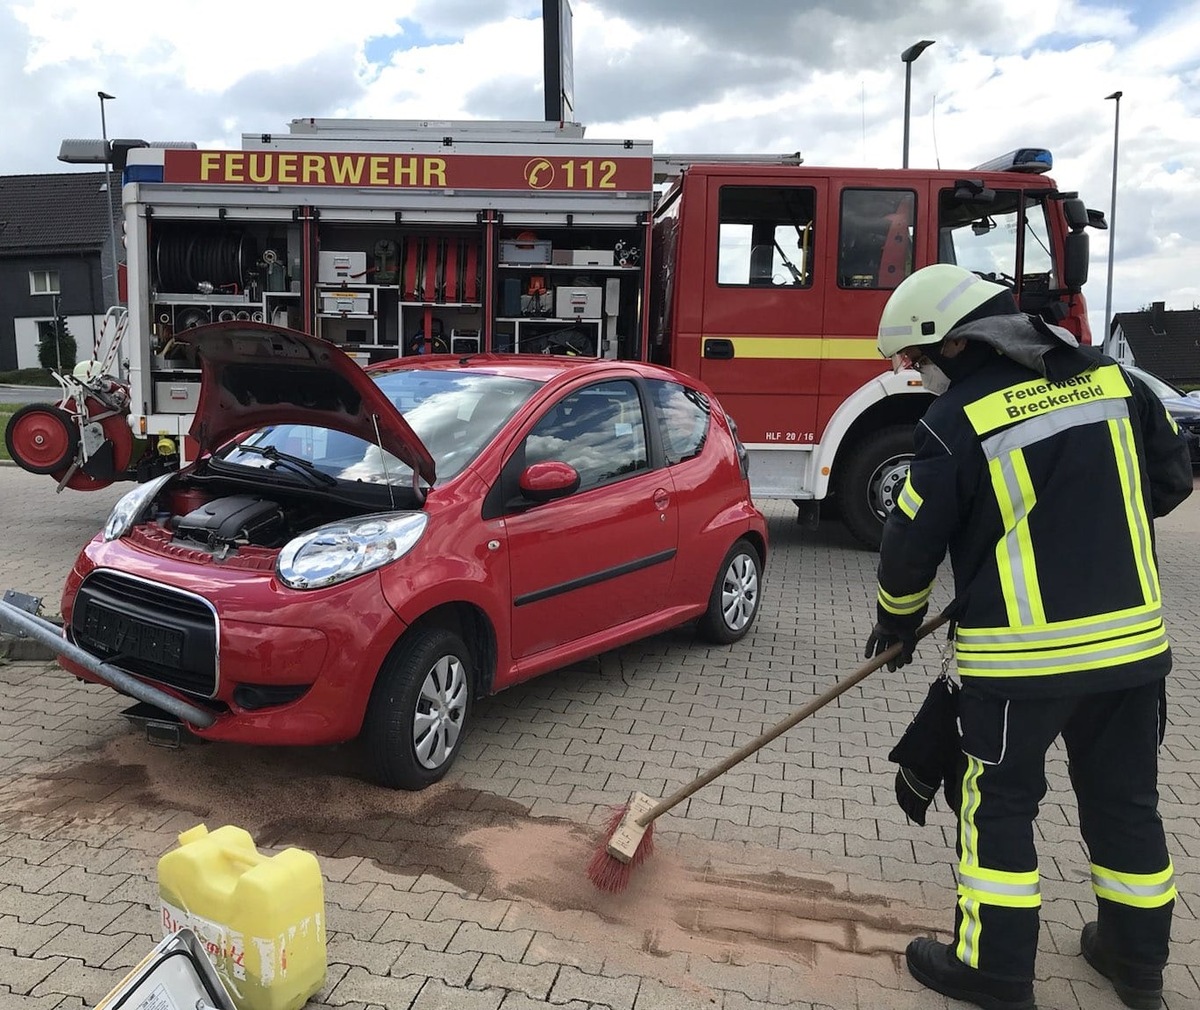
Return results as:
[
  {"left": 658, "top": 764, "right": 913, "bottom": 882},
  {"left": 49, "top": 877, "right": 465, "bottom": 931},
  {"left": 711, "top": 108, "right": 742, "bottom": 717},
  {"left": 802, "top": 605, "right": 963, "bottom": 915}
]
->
[
  {"left": 1091, "top": 862, "right": 1176, "bottom": 909},
  {"left": 957, "top": 625, "right": 1169, "bottom": 677},
  {"left": 897, "top": 478, "right": 923, "bottom": 520},
  {"left": 956, "top": 756, "right": 985, "bottom": 968},
  {"left": 707, "top": 336, "right": 881, "bottom": 360},
  {"left": 989, "top": 449, "right": 1044, "bottom": 627},
  {"left": 878, "top": 581, "right": 933, "bottom": 616},
  {"left": 956, "top": 604, "right": 1163, "bottom": 649},
  {"left": 1109, "top": 417, "right": 1160, "bottom": 606},
  {"left": 963, "top": 365, "right": 1131, "bottom": 436}
]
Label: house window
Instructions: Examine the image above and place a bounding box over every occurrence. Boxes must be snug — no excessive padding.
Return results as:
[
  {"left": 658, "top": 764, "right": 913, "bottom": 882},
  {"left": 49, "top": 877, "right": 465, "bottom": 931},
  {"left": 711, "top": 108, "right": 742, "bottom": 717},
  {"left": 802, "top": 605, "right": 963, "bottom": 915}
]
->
[{"left": 29, "top": 270, "right": 60, "bottom": 295}]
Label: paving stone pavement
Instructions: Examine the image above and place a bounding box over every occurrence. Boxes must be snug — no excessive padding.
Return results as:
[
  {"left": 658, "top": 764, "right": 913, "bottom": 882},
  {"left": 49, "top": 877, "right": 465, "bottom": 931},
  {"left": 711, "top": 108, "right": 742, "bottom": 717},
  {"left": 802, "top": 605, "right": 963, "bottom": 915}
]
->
[{"left": 0, "top": 463, "right": 1197, "bottom": 1010}]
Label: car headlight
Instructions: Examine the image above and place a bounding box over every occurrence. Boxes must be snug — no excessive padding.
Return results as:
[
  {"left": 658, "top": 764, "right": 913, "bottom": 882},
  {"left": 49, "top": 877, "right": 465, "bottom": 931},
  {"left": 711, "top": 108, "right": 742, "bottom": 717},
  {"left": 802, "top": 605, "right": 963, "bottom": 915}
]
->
[
  {"left": 277, "top": 512, "right": 428, "bottom": 590},
  {"left": 103, "top": 473, "right": 173, "bottom": 542}
]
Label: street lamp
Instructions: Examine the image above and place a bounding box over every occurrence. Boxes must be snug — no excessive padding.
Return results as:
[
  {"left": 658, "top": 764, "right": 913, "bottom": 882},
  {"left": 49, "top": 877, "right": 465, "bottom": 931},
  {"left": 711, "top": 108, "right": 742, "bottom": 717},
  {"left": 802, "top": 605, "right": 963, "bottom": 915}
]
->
[
  {"left": 901, "top": 40, "right": 935, "bottom": 169},
  {"left": 1103, "top": 90, "right": 1123, "bottom": 344},
  {"left": 98, "top": 91, "right": 119, "bottom": 309}
]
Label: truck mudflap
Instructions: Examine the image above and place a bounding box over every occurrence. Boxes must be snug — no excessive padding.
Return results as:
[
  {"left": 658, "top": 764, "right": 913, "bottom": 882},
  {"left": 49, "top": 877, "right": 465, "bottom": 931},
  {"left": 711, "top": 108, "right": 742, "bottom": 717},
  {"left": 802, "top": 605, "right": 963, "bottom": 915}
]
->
[{"left": 0, "top": 593, "right": 217, "bottom": 729}]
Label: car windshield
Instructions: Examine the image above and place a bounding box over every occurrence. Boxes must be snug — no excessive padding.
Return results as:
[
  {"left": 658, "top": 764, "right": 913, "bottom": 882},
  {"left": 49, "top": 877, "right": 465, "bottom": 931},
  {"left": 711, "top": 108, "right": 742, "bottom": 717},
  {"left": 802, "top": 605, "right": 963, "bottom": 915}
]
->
[
  {"left": 220, "top": 369, "right": 541, "bottom": 485},
  {"left": 1127, "top": 366, "right": 1182, "bottom": 400}
]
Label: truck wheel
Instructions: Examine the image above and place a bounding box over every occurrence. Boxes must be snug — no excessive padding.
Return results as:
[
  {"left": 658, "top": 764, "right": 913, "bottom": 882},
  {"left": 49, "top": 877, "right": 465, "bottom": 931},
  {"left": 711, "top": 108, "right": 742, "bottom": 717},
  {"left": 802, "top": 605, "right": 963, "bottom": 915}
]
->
[
  {"left": 836, "top": 425, "right": 914, "bottom": 550},
  {"left": 362, "top": 627, "right": 474, "bottom": 790},
  {"left": 698, "top": 538, "right": 762, "bottom": 644},
  {"left": 5, "top": 404, "right": 78, "bottom": 474}
]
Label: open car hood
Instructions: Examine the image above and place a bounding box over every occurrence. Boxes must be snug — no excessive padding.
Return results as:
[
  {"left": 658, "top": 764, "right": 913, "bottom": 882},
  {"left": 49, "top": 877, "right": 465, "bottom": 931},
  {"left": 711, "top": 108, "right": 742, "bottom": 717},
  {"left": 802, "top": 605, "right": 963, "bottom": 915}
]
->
[{"left": 181, "top": 322, "right": 436, "bottom": 485}]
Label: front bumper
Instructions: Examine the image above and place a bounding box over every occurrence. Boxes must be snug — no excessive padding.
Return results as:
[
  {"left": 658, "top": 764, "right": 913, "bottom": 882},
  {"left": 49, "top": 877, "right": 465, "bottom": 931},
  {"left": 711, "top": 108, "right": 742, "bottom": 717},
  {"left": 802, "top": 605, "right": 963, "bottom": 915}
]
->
[{"left": 61, "top": 537, "right": 406, "bottom": 746}]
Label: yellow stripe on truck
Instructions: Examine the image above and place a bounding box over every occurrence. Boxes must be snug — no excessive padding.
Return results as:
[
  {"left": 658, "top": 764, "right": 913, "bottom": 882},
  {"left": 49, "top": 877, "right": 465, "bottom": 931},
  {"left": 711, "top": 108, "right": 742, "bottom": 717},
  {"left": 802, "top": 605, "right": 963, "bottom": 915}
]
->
[{"left": 706, "top": 336, "right": 883, "bottom": 360}]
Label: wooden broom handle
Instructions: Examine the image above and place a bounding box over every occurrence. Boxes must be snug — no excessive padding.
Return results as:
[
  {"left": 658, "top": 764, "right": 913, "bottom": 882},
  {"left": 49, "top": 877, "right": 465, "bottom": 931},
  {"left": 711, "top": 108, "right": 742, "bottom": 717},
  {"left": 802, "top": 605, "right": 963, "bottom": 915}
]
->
[{"left": 637, "top": 610, "right": 951, "bottom": 827}]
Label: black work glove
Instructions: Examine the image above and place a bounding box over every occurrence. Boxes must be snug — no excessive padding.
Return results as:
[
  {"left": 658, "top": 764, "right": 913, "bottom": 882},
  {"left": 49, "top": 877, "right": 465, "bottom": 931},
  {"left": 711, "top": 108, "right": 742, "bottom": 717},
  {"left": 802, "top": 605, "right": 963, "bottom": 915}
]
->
[
  {"left": 888, "top": 673, "right": 962, "bottom": 826},
  {"left": 865, "top": 623, "right": 917, "bottom": 671}
]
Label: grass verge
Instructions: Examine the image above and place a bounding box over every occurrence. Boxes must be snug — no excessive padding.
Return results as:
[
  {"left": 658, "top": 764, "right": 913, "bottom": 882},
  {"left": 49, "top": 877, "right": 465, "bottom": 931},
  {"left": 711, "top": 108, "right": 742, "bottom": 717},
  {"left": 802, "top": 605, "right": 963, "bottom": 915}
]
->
[{"left": 0, "top": 403, "right": 22, "bottom": 462}]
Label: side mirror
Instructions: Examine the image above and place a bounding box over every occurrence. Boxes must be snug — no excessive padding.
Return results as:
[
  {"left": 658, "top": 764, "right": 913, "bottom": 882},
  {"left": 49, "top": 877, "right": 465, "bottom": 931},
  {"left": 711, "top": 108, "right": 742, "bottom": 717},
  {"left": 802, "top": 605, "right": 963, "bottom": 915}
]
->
[
  {"left": 1087, "top": 208, "right": 1108, "bottom": 230},
  {"left": 1062, "top": 198, "right": 1089, "bottom": 231},
  {"left": 519, "top": 460, "right": 581, "bottom": 503},
  {"left": 1063, "top": 231, "right": 1089, "bottom": 291}
]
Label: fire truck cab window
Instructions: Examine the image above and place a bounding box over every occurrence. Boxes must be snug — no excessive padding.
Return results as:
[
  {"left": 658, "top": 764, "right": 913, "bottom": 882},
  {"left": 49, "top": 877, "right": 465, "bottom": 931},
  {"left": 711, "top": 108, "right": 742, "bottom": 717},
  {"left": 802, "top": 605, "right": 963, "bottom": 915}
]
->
[
  {"left": 838, "top": 189, "right": 916, "bottom": 289},
  {"left": 717, "top": 187, "right": 815, "bottom": 288},
  {"left": 937, "top": 190, "right": 1057, "bottom": 305}
]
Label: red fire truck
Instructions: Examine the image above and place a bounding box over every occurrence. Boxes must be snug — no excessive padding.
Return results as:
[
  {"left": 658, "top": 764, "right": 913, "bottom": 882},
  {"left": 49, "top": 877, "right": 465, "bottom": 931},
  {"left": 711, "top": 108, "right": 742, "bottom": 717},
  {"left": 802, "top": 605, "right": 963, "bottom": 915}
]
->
[{"left": 5, "top": 118, "right": 1101, "bottom": 547}]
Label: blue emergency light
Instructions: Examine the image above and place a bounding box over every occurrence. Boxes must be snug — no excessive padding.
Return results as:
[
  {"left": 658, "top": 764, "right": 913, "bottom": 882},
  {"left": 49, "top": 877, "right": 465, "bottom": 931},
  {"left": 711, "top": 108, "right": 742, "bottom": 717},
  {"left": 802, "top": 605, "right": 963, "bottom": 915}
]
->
[{"left": 971, "top": 148, "right": 1054, "bottom": 174}]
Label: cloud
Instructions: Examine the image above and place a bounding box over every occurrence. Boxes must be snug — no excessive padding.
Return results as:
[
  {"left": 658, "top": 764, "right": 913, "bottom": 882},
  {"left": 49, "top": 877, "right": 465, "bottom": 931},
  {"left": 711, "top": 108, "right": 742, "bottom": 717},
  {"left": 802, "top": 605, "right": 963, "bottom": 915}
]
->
[{"left": 1, "top": 0, "right": 1198, "bottom": 330}]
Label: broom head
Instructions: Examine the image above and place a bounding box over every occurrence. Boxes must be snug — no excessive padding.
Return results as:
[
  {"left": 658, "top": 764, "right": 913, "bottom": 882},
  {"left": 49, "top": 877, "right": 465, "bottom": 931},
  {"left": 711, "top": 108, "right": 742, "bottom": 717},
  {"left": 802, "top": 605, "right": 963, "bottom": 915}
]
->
[{"left": 586, "top": 791, "right": 658, "bottom": 893}]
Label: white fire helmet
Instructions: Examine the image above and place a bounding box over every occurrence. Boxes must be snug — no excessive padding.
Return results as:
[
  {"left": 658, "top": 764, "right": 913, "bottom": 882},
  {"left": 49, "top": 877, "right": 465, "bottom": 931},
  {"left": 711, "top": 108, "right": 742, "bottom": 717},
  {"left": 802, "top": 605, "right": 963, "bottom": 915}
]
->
[{"left": 877, "top": 264, "right": 1010, "bottom": 367}]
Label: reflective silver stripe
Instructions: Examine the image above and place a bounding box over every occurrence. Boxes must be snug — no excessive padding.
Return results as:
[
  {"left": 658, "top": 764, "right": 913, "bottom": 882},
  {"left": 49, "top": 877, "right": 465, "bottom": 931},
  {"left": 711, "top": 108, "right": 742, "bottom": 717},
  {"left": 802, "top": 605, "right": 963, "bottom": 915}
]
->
[
  {"left": 958, "top": 625, "right": 1168, "bottom": 673},
  {"left": 959, "top": 870, "right": 1040, "bottom": 898},
  {"left": 958, "top": 896, "right": 981, "bottom": 967},
  {"left": 957, "top": 608, "right": 1162, "bottom": 646},
  {"left": 897, "top": 480, "right": 922, "bottom": 519},
  {"left": 981, "top": 399, "right": 1127, "bottom": 460},
  {"left": 995, "top": 452, "right": 1036, "bottom": 626},
  {"left": 1112, "top": 417, "right": 1159, "bottom": 605},
  {"left": 1091, "top": 870, "right": 1175, "bottom": 899},
  {"left": 936, "top": 272, "right": 980, "bottom": 313},
  {"left": 880, "top": 324, "right": 914, "bottom": 338}
]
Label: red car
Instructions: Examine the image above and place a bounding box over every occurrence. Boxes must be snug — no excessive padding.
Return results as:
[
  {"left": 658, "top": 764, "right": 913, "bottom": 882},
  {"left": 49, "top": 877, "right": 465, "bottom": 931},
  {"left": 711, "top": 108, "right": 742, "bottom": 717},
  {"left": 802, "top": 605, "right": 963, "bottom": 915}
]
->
[{"left": 60, "top": 324, "right": 767, "bottom": 789}]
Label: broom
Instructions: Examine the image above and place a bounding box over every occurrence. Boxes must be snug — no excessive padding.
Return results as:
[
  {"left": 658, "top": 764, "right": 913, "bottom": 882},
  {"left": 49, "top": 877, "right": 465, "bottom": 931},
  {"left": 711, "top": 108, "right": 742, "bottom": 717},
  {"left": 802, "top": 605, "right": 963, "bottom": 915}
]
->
[{"left": 587, "top": 610, "right": 950, "bottom": 893}]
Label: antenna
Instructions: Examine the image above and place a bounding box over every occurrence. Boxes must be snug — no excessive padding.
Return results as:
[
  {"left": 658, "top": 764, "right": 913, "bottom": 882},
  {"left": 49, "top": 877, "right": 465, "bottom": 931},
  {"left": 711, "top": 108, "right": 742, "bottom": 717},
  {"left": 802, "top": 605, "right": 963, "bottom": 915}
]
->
[
  {"left": 861, "top": 81, "right": 866, "bottom": 165},
  {"left": 931, "top": 93, "right": 941, "bottom": 170}
]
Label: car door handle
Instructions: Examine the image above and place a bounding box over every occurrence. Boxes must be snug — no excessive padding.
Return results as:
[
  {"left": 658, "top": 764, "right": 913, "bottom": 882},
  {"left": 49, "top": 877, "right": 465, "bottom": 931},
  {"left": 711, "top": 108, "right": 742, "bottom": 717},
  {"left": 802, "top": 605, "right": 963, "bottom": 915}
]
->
[{"left": 653, "top": 488, "right": 670, "bottom": 510}]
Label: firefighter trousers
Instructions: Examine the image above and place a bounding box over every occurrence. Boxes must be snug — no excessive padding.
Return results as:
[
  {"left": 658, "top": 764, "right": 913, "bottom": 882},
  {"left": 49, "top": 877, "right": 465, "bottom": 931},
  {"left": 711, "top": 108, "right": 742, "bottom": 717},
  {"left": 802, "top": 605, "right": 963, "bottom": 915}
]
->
[{"left": 951, "top": 677, "right": 1175, "bottom": 981}]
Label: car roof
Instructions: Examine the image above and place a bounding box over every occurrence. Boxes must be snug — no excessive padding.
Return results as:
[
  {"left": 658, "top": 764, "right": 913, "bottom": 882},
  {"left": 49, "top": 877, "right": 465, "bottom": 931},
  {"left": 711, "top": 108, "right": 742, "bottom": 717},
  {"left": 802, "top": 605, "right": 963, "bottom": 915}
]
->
[{"left": 366, "top": 353, "right": 691, "bottom": 385}]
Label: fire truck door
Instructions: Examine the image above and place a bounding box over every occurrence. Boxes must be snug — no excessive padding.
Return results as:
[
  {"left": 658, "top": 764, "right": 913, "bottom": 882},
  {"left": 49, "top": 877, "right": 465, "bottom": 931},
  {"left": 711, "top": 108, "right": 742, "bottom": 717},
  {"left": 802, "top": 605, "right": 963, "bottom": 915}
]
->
[
  {"left": 818, "top": 181, "right": 928, "bottom": 430},
  {"left": 692, "top": 177, "right": 829, "bottom": 446}
]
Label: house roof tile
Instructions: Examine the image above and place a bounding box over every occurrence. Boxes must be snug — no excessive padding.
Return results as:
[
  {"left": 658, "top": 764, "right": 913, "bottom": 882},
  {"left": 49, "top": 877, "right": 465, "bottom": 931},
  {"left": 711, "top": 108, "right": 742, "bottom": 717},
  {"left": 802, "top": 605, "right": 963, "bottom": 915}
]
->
[{"left": 0, "top": 171, "right": 120, "bottom": 253}]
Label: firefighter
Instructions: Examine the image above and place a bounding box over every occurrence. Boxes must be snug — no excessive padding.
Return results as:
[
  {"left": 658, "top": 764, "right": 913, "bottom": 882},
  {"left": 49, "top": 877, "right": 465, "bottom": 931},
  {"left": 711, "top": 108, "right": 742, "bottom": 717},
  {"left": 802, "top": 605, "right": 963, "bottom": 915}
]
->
[{"left": 865, "top": 263, "right": 1193, "bottom": 1010}]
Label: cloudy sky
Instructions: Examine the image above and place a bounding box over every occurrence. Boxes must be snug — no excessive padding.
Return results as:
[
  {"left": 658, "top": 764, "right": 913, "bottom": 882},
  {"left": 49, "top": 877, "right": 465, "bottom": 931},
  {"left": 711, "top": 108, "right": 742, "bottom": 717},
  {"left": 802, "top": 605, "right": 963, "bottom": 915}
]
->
[{"left": 3, "top": 0, "right": 1197, "bottom": 339}]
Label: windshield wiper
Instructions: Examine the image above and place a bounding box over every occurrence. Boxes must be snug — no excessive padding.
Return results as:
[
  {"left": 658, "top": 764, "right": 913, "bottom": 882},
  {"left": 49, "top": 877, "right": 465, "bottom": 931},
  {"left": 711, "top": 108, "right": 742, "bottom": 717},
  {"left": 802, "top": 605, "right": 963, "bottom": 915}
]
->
[{"left": 225, "top": 444, "right": 338, "bottom": 487}]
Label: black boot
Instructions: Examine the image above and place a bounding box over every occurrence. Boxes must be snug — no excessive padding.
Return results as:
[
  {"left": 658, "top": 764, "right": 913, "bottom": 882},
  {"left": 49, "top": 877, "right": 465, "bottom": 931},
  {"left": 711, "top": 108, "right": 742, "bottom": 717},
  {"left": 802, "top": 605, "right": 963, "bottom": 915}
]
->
[
  {"left": 906, "top": 938, "right": 1036, "bottom": 1010},
  {"left": 1080, "top": 922, "right": 1164, "bottom": 1010}
]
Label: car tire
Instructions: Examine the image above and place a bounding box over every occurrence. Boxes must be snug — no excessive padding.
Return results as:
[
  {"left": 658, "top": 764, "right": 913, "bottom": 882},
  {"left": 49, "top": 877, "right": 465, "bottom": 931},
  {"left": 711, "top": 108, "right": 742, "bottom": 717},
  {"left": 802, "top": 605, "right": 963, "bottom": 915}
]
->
[
  {"left": 362, "top": 627, "right": 474, "bottom": 790},
  {"left": 836, "top": 424, "right": 914, "bottom": 551},
  {"left": 698, "top": 538, "right": 762, "bottom": 644}
]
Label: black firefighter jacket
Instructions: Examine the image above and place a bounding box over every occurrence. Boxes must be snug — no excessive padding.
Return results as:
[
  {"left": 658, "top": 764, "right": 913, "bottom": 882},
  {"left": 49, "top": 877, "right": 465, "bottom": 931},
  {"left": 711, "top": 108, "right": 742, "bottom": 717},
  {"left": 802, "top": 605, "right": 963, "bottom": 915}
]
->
[{"left": 876, "top": 345, "right": 1194, "bottom": 699}]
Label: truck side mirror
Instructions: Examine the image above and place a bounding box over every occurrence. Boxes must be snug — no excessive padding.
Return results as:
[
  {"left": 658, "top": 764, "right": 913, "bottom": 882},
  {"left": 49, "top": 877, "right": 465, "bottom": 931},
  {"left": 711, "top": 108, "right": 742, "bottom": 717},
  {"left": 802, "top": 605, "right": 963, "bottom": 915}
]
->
[
  {"left": 1062, "top": 198, "right": 1089, "bottom": 231},
  {"left": 1063, "top": 231, "right": 1089, "bottom": 291}
]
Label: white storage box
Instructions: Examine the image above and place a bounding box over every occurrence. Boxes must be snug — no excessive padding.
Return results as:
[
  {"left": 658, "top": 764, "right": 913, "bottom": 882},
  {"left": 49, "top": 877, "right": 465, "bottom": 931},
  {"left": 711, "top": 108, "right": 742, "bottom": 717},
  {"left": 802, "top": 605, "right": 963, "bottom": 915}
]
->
[
  {"left": 154, "top": 380, "right": 201, "bottom": 414},
  {"left": 500, "top": 239, "right": 552, "bottom": 264},
  {"left": 318, "top": 250, "right": 367, "bottom": 283},
  {"left": 552, "top": 249, "right": 615, "bottom": 267},
  {"left": 555, "top": 286, "right": 603, "bottom": 319},
  {"left": 321, "top": 292, "right": 372, "bottom": 314}
]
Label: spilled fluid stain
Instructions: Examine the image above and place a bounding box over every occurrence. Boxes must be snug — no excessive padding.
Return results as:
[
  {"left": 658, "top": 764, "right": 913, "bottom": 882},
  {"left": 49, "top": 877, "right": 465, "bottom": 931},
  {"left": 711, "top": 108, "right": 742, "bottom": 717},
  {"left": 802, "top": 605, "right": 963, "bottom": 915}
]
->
[{"left": 9, "top": 731, "right": 943, "bottom": 985}]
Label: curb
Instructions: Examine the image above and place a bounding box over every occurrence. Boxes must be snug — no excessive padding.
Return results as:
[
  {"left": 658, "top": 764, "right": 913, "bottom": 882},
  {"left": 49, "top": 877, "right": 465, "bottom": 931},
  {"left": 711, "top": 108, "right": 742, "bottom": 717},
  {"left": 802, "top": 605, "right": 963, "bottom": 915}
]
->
[{"left": 0, "top": 632, "right": 59, "bottom": 662}]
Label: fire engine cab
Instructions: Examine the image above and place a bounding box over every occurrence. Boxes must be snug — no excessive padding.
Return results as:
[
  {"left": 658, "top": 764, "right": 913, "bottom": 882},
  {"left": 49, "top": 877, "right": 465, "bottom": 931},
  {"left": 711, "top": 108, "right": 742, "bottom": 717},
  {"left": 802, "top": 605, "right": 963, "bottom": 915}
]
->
[{"left": 7, "top": 118, "right": 1101, "bottom": 548}]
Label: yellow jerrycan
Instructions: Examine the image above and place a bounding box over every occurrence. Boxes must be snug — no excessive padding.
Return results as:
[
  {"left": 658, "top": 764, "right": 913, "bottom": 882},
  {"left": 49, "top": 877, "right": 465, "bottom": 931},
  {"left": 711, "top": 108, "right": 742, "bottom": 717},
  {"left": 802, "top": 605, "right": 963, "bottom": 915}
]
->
[{"left": 157, "top": 824, "right": 326, "bottom": 1010}]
